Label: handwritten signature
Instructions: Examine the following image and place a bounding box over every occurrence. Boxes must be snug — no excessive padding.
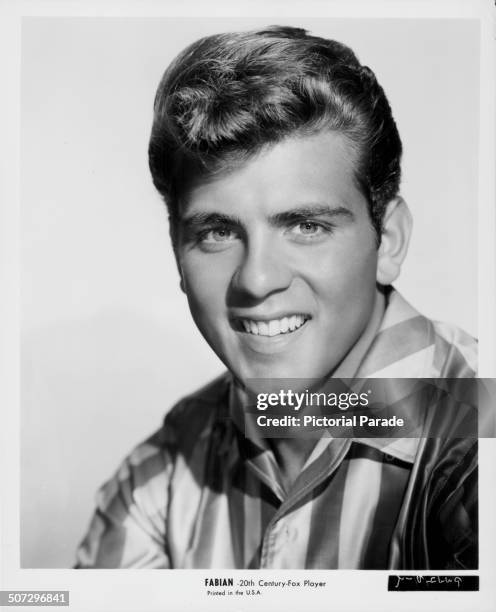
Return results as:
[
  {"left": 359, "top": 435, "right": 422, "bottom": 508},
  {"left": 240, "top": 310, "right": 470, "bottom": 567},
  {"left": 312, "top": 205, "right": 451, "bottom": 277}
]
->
[{"left": 393, "top": 575, "right": 463, "bottom": 589}]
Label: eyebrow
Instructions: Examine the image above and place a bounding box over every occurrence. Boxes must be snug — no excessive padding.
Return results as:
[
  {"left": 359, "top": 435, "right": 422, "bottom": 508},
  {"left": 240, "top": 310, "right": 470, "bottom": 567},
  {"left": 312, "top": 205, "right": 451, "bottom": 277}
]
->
[
  {"left": 180, "top": 204, "right": 354, "bottom": 230},
  {"left": 179, "top": 212, "right": 243, "bottom": 231},
  {"left": 269, "top": 204, "right": 355, "bottom": 226}
]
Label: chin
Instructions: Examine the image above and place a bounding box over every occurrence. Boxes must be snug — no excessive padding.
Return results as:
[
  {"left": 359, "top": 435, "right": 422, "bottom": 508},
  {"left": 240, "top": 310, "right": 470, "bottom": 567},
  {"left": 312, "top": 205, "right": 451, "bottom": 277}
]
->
[{"left": 236, "top": 359, "right": 316, "bottom": 383}]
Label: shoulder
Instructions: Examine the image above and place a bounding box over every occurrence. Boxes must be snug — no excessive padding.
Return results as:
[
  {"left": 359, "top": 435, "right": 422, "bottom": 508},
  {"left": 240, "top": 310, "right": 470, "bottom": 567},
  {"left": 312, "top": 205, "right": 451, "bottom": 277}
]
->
[
  {"left": 97, "top": 372, "right": 231, "bottom": 517},
  {"left": 76, "top": 372, "right": 232, "bottom": 567}
]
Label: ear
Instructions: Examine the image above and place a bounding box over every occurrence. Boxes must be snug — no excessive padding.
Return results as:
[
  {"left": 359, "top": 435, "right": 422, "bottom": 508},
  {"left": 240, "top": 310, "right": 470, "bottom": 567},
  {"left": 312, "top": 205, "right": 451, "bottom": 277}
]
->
[{"left": 376, "top": 196, "right": 412, "bottom": 286}]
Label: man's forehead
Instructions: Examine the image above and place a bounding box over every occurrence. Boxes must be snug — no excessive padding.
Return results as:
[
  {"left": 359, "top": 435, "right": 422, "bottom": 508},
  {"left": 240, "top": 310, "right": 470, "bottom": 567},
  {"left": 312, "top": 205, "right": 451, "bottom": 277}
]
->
[{"left": 179, "top": 131, "right": 366, "bottom": 220}]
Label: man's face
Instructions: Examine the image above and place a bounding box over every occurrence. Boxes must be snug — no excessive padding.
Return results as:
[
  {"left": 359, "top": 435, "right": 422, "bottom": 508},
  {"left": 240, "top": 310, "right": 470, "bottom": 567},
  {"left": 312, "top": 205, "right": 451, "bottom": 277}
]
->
[{"left": 175, "top": 131, "right": 380, "bottom": 383}]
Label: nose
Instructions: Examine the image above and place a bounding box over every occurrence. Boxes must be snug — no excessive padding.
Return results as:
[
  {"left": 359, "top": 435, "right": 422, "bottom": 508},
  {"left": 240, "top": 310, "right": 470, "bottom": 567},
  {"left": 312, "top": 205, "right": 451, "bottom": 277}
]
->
[{"left": 231, "top": 236, "right": 292, "bottom": 301}]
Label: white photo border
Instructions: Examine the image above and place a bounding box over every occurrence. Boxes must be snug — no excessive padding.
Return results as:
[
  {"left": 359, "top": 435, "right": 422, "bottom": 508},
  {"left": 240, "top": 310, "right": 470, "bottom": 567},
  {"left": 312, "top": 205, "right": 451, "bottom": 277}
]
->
[{"left": 1, "top": 1, "right": 495, "bottom": 611}]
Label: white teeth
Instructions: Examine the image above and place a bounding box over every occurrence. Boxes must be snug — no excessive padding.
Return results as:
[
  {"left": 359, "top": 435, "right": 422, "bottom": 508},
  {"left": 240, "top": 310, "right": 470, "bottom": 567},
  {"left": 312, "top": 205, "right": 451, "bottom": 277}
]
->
[
  {"left": 258, "top": 321, "right": 269, "bottom": 336},
  {"left": 240, "top": 315, "right": 308, "bottom": 336},
  {"left": 268, "top": 320, "right": 280, "bottom": 336}
]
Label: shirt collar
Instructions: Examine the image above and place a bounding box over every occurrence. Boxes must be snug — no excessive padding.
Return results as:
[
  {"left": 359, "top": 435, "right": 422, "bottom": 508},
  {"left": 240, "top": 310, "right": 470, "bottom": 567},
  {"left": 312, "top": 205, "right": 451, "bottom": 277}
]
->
[{"left": 353, "top": 288, "right": 437, "bottom": 463}]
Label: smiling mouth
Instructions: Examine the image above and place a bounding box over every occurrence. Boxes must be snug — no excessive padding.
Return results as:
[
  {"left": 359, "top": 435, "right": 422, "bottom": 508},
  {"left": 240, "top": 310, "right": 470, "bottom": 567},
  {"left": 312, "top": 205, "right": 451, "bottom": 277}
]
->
[{"left": 236, "top": 315, "right": 310, "bottom": 337}]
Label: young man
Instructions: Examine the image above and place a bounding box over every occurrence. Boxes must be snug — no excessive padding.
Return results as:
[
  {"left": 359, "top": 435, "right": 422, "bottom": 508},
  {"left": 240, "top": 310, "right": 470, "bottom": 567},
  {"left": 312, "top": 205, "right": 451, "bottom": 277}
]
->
[{"left": 75, "top": 26, "right": 477, "bottom": 569}]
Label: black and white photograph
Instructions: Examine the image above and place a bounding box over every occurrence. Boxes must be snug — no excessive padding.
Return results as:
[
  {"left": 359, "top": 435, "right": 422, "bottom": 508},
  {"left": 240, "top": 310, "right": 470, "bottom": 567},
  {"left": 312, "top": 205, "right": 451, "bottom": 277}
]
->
[{"left": 1, "top": 0, "right": 495, "bottom": 610}]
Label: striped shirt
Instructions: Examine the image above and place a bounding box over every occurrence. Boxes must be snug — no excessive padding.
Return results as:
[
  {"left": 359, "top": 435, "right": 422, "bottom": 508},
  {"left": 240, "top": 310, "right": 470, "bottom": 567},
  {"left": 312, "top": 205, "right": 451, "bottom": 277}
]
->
[{"left": 75, "top": 288, "right": 478, "bottom": 569}]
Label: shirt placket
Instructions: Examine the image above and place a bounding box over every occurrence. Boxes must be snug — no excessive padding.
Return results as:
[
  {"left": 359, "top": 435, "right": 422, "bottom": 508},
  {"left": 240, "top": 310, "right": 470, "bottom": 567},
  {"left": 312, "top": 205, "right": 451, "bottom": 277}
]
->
[{"left": 251, "top": 437, "right": 352, "bottom": 569}]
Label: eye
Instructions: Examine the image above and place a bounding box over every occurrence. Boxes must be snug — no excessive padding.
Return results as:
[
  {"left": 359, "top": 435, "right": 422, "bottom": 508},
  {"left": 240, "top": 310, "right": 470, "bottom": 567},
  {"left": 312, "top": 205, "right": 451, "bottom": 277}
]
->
[
  {"left": 296, "top": 222, "right": 322, "bottom": 235},
  {"left": 201, "top": 227, "right": 237, "bottom": 243},
  {"left": 195, "top": 225, "right": 241, "bottom": 252},
  {"left": 288, "top": 221, "right": 331, "bottom": 241}
]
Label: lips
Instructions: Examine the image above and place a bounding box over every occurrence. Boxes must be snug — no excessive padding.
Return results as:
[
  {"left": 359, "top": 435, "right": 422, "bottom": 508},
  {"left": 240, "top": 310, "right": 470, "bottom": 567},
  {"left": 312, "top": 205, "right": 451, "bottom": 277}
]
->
[{"left": 237, "top": 314, "right": 309, "bottom": 337}]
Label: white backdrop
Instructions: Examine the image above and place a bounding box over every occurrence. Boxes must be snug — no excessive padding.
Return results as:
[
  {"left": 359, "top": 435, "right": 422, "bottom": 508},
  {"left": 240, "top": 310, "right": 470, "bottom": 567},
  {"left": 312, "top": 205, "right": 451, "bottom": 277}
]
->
[{"left": 21, "top": 17, "right": 479, "bottom": 567}]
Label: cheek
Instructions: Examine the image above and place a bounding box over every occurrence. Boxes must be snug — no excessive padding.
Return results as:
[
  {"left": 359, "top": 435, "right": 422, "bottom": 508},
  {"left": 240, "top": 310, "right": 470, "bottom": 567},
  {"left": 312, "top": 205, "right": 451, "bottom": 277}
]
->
[
  {"left": 180, "top": 254, "right": 232, "bottom": 321},
  {"left": 310, "top": 238, "right": 377, "bottom": 288},
  {"left": 345, "top": 247, "right": 378, "bottom": 294},
  {"left": 307, "top": 241, "right": 378, "bottom": 320}
]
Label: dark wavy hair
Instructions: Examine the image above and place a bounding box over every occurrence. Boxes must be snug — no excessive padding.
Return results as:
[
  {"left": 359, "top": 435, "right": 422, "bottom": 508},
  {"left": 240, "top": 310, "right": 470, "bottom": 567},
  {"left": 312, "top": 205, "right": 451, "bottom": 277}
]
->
[{"left": 148, "top": 26, "right": 402, "bottom": 239}]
